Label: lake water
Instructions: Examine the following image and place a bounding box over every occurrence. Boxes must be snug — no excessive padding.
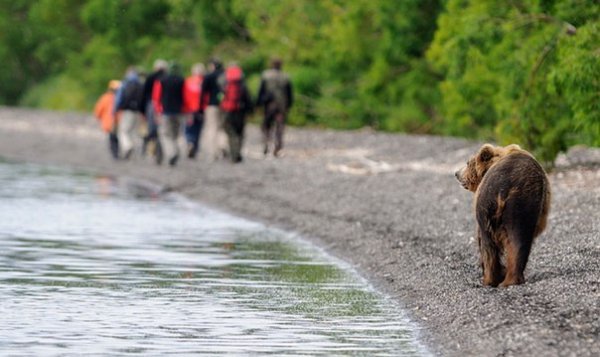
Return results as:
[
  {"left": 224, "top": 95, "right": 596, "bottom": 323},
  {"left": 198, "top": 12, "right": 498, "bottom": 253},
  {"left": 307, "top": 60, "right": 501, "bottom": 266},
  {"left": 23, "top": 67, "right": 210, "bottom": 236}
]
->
[{"left": 0, "top": 161, "right": 427, "bottom": 356}]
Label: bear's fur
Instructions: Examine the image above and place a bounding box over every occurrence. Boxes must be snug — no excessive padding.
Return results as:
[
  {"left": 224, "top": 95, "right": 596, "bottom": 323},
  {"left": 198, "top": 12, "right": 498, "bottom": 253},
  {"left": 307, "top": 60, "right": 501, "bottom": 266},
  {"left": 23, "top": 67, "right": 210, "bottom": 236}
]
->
[{"left": 455, "top": 144, "right": 551, "bottom": 287}]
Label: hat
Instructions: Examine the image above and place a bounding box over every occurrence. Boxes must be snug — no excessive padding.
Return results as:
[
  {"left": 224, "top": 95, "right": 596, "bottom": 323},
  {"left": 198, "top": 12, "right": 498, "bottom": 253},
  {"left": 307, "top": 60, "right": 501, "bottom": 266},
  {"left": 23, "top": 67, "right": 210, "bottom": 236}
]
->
[{"left": 108, "top": 80, "right": 121, "bottom": 90}]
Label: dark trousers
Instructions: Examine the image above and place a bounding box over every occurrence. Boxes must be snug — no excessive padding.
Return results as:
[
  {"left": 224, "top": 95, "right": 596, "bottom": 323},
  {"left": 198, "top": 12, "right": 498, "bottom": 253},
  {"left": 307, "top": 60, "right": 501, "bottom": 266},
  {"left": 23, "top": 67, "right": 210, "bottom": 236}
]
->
[
  {"left": 185, "top": 112, "right": 204, "bottom": 158},
  {"left": 223, "top": 111, "right": 245, "bottom": 163},
  {"left": 142, "top": 101, "right": 162, "bottom": 164},
  {"left": 109, "top": 132, "right": 119, "bottom": 160},
  {"left": 143, "top": 102, "right": 159, "bottom": 144},
  {"left": 262, "top": 108, "right": 286, "bottom": 155}
]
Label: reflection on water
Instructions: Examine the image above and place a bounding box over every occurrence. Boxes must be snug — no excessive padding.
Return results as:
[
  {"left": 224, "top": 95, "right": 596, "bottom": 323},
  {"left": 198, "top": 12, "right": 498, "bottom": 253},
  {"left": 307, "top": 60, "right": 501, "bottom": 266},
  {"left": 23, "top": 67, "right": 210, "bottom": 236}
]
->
[{"left": 0, "top": 162, "right": 427, "bottom": 355}]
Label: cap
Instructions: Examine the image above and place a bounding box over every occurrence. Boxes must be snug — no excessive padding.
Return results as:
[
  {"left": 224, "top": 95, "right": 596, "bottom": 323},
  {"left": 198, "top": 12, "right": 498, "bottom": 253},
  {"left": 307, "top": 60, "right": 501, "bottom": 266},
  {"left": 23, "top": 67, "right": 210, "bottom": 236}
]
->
[{"left": 108, "top": 80, "right": 121, "bottom": 90}]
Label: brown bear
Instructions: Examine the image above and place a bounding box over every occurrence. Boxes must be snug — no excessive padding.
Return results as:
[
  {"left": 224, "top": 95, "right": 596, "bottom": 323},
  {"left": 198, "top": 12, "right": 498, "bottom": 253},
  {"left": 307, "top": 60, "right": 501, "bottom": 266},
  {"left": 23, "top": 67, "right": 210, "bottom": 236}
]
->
[{"left": 455, "top": 144, "right": 551, "bottom": 287}]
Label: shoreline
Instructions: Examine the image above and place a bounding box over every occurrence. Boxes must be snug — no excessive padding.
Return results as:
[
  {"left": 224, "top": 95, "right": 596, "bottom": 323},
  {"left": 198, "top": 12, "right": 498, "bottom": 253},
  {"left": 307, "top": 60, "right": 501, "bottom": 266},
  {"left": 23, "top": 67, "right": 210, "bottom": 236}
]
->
[{"left": 1, "top": 107, "right": 599, "bottom": 356}]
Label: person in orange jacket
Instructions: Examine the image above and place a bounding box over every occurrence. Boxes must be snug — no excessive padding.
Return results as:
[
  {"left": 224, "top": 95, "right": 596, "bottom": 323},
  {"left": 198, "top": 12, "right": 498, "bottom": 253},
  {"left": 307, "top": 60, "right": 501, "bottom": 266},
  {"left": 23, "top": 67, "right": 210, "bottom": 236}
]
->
[{"left": 94, "top": 80, "right": 121, "bottom": 160}]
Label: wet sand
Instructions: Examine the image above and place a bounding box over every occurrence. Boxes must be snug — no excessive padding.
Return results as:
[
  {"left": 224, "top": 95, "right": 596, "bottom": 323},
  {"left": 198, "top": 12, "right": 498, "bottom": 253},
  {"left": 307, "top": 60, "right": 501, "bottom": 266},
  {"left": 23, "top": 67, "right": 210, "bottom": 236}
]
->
[{"left": 1, "top": 107, "right": 598, "bottom": 356}]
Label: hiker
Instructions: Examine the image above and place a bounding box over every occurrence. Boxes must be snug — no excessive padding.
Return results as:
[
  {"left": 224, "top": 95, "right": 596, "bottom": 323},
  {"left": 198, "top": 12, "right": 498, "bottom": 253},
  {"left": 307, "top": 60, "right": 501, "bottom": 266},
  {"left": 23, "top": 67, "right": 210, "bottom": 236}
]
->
[
  {"left": 140, "top": 59, "right": 168, "bottom": 164},
  {"left": 256, "top": 58, "right": 293, "bottom": 157},
  {"left": 114, "top": 67, "right": 143, "bottom": 160},
  {"left": 182, "top": 63, "right": 205, "bottom": 159},
  {"left": 220, "top": 64, "right": 253, "bottom": 163},
  {"left": 94, "top": 80, "right": 121, "bottom": 160},
  {"left": 200, "top": 58, "right": 227, "bottom": 162},
  {"left": 153, "top": 62, "right": 185, "bottom": 167}
]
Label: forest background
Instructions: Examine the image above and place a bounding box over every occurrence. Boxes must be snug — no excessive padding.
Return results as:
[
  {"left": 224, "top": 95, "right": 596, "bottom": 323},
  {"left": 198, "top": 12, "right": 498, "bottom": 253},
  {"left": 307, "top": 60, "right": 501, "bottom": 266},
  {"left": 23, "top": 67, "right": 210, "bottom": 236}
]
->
[{"left": 0, "top": 0, "right": 597, "bottom": 162}]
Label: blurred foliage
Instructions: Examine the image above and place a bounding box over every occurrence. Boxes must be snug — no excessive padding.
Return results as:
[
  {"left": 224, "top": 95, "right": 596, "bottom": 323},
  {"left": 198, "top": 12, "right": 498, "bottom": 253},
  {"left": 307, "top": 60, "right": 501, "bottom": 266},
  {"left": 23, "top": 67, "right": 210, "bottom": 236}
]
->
[
  {"left": 428, "top": 0, "right": 599, "bottom": 161},
  {"left": 0, "top": 0, "right": 597, "bottom": 162},
  {"left": 20, "top": 74, "right": 88, "bottom": 110}
]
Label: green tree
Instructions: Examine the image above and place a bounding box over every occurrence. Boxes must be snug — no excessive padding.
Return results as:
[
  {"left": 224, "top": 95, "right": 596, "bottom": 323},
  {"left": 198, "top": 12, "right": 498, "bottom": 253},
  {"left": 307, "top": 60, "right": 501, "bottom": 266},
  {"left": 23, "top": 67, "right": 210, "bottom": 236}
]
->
[
  {"left": 428, "top": 0, "right": 599, "bottom": 162},
  {"left": 236, "top": 0, "right": 443, "bottom": 129}
]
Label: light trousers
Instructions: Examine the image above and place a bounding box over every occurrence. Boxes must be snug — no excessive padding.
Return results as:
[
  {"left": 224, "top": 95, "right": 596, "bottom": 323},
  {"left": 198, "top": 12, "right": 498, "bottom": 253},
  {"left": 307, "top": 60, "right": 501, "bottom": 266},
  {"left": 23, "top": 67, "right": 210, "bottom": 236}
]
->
[
  {"left": 158, "top": 113, "right": 183, "bottom": 162},
  {"left": 118, "top": 110, "right": 139, "bottom": 156},
  {"left": 201, "top": 106, "right": 228, "bottom": 161}
]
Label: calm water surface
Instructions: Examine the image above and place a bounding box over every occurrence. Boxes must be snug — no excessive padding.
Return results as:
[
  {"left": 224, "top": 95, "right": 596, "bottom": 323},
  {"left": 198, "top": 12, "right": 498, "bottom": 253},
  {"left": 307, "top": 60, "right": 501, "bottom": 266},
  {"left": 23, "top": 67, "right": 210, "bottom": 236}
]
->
[{"left": 0, "top": 161, "right": 427, "bottom": 355}]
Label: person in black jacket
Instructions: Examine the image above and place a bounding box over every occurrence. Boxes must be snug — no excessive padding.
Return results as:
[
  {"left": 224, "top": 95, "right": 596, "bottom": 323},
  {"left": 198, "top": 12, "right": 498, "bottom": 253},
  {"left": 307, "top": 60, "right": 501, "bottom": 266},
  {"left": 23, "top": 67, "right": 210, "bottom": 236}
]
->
[
  {"left": 156, "top": 63, "right": 185, "bottom": 167},
  {"left": 199, "top": 58, "right": 227, "bottom": 162},
  {"left": 141, "top": 59, "right": 167, "bottom": 163}
]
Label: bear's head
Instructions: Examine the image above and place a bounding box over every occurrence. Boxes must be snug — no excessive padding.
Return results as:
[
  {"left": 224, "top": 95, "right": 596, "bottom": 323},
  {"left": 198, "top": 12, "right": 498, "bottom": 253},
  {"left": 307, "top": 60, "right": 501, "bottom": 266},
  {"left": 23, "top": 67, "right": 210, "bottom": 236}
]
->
[{"left": 454, "top": 144, "right": 523, "bottom": 192}]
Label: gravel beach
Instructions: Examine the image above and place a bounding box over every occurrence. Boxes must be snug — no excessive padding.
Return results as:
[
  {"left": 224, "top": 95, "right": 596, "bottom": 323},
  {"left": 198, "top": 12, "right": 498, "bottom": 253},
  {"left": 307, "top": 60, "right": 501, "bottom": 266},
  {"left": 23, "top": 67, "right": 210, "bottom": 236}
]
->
[{"left": 0, "top": 107, "right": 598, "bottom": 356}]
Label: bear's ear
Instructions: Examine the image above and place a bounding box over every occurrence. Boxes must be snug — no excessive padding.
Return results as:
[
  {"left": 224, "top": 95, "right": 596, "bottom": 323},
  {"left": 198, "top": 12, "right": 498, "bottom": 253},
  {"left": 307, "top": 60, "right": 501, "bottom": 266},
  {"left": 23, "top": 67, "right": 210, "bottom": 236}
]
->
[{"left": 478, "top": 144, "right": 495, "bottom": 162}]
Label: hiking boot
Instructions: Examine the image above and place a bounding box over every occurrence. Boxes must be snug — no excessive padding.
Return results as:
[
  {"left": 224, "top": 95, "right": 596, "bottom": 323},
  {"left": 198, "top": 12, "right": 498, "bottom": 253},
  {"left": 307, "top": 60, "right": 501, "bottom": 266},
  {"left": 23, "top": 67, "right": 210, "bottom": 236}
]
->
[
  {"left": 221, "top": 149, "right": 230, "bottom": 160},
  {"left": 187, "top": 143, "right": 197, "bottom": 159},
  {"left": 168, "top": 155, "right": 179, "bottom": 167},
  {"left": 123, "top": 148, "right": 134, "bottom": 160}
]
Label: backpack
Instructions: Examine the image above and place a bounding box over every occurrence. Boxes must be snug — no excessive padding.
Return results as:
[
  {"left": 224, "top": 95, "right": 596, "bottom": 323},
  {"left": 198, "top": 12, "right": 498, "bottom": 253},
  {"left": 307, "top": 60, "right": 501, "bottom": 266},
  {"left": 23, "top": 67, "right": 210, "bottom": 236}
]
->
[
  {"left": 220, "top": 66, "right": 245, "bottom": 113},
  {"left": 119, "top": 79, "right": 143, "bottom": 111},
  {"left": 262, "top": 69, "right": 290, "bottom": 112}
]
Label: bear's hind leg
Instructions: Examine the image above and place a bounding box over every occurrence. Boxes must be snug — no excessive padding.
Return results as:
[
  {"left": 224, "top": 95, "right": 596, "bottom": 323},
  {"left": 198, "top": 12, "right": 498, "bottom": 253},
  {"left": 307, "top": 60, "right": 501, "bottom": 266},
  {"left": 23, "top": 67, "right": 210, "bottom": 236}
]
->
[
  {"left": 500, "top": 230, "right": 533, "bottom": 287},
  {"left": 479, "top": 231, "right": 504, "bottom": 287}
]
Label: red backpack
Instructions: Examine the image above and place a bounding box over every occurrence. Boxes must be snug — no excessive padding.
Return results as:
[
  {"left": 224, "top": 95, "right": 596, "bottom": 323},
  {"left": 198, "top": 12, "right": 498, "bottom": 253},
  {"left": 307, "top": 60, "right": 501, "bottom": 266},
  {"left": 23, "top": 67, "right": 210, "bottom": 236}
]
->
[{"left": 220, "top": 66, "right": 244, "bottom": 113}]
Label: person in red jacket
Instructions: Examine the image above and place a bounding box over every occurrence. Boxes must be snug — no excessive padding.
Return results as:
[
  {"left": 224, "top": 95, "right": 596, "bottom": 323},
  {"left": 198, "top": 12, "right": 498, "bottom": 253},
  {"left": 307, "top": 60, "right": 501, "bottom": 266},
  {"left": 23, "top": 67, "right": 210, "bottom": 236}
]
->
[
  {"left": 182, "top": 63, "right": 205, "bottom": 159},
  {"left": 221, "top": 64, "right": 253, "bottom": 163},
  {"left": 94, "top": 80, "right": 121, "bottom": 160}
]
